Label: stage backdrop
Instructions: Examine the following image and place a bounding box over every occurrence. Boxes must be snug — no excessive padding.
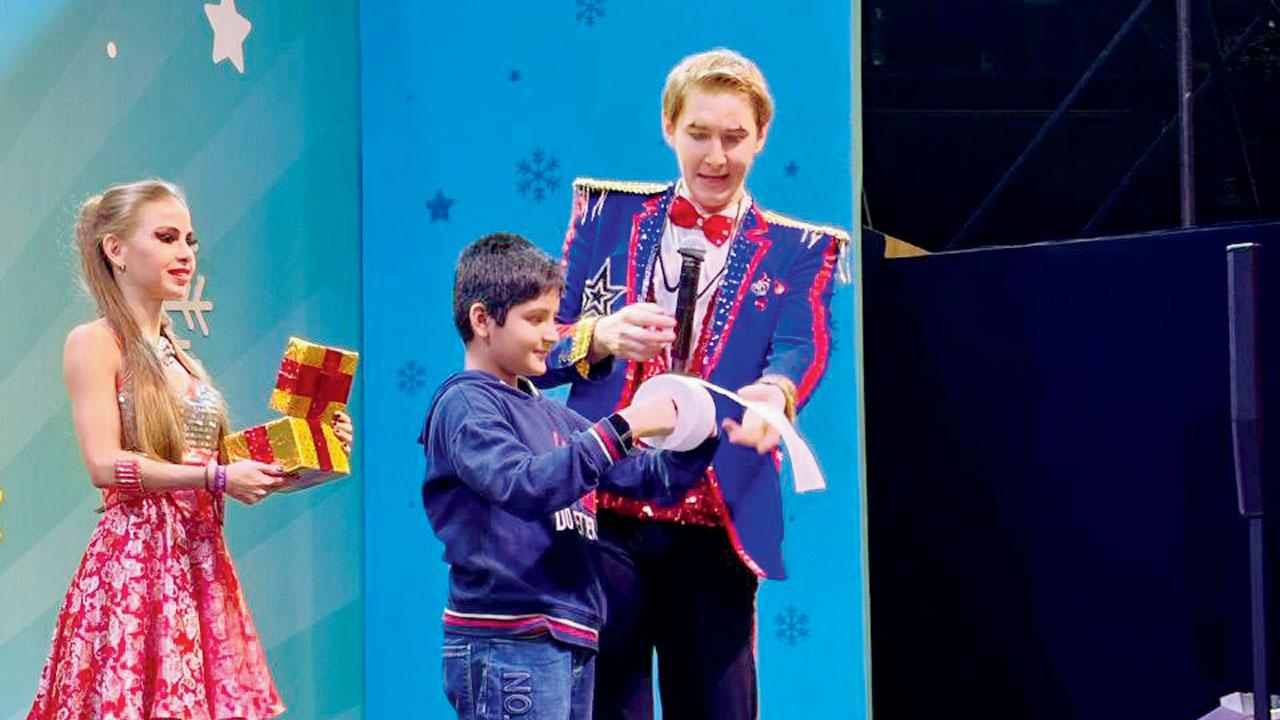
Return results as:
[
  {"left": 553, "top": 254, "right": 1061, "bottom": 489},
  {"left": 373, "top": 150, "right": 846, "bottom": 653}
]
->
[
  {"left": 359, "top": 1, "right": 867, "bottom": 717},
  {"left": 0, "top": 2, "right": 363, "bottom": 718}
]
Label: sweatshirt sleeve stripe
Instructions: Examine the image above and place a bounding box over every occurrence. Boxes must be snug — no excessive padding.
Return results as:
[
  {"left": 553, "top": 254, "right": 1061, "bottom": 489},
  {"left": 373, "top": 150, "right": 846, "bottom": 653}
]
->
[{"left": 587, "top": 419, "right": 627, "bottom": 463}]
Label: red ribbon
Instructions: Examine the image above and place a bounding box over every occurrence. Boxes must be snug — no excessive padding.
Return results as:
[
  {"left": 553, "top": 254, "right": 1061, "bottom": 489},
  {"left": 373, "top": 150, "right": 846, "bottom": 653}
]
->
[
  {"left": 244, "top": 426, "right": 275, "bottom": 463},
  {"left": 275, "top": 349, "right": 353, "bottom": 418},
  {"left": 309, "top": 419, "right": 334, "bottom": 471}
]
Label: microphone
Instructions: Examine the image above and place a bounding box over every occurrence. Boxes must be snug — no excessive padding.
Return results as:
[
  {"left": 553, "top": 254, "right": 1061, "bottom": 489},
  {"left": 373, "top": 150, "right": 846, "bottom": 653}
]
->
[{"left": 671, "top": 242, "right": 706, "bottom": 374}]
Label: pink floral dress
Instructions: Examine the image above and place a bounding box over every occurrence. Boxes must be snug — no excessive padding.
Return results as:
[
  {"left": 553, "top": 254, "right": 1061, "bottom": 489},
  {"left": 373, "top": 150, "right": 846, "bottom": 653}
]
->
[{"left": 27, "top": 380, "right": 285, "bottom": 720}]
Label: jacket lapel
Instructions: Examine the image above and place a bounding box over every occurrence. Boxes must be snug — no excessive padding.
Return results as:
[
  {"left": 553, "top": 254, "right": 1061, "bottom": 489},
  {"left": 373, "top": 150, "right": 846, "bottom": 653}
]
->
[{"left": 696, "top": 201, "right": 772, "bottom": 375}]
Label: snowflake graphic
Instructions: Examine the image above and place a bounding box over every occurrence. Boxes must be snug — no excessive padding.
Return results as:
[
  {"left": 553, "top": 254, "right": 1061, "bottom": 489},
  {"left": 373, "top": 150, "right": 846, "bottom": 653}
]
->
[
  {"left": 575, "top": 0, "right": 606, "bottom": 26},
  {"left": 774, "top": 605, "right": 810, "bottom": 647},
  {"left": 162, "top": 274, "right": 214, "bottom": 350},
  {"left": 516, "top": 148, "right": 561, "bottom": 203},
  {"left": 397, "top": 360, "right": 427, "bottom": 395}
]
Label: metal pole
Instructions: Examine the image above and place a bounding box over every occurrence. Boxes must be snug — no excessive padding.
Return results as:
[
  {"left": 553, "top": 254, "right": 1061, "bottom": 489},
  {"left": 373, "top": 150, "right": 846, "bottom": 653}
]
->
[
  {"left": 1251, "top": 518, "right": 1269, "bottom": 720},
  {"left": 1177, "top": 0, "right": 1196, "bottom": 227},
  {"left": 1082, "top": 15, "right": 1263, "bottom": 236}
]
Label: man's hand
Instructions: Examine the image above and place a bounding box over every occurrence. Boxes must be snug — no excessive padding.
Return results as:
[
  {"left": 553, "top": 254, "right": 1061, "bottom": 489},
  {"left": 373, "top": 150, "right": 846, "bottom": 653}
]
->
[
  {"left": 590, "top": 303, "right": 677, "bottom": 363},
  {"left": 722, "top": 382, "right": 786, "bottom": 454}
]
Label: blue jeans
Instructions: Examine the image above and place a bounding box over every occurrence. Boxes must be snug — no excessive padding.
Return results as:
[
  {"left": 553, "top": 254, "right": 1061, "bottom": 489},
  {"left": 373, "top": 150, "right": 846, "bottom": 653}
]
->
[{"left": 443, "top": 632, "right": 597, "bottom": 720}]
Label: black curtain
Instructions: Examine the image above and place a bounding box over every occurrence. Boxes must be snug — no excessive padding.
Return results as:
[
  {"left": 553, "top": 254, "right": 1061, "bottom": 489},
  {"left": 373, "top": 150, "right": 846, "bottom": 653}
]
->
[{"left": 864, "top": 221, "right": 1280, "bottom": 718}]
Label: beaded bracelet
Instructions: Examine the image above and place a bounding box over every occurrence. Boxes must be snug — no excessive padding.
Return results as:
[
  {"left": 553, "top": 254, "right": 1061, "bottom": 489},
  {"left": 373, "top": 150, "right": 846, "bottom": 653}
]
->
[
  {"left": 213, "top": 464, "right": 228, "bottom": 495},
  {"left": 113, "top": 456, "right": 146, "bottom": 496}
]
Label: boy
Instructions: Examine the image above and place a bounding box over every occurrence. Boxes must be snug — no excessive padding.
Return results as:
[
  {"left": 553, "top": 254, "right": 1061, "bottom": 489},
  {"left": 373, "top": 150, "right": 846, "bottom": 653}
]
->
[{"left": 420, "top": 232, "right": 717, "bottom": 720}]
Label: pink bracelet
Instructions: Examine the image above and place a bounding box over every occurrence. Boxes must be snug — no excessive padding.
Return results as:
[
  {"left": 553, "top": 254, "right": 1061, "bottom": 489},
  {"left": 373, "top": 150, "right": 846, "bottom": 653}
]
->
[
  {"left": 213, "top": 464, "right": 228, "bottom": 495},
  {"left": 114, "top": 457, "right": 146, "bottom": 496}
]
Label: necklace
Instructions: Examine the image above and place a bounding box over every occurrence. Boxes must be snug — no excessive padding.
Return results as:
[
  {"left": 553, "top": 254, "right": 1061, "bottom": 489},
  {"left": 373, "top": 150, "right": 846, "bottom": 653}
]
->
[
  {"left": 656, "top": 250, "right": 728, "bottom": 298},
  {"left": 656, "top": 192, "right": 744, "bottom": 297},
  {"left": 153, "top": 334, "right": 178, "bottom": 367}
]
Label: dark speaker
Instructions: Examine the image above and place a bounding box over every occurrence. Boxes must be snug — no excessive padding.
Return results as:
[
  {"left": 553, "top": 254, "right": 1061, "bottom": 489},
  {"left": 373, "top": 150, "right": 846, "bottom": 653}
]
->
[
  {"left": 1216, "top": 242, "right": 1271, "bottom": 720},
  {"left": 1229, "top": 243, "right": 1265, "bottom": 517}
]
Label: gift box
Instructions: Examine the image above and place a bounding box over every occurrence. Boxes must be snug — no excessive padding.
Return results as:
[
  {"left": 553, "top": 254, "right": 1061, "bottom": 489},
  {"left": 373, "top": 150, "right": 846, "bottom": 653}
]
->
[
  {"left": 223, "top": 337, "right": 358, "bottom": 493},
  {"left": 269, "top": 337, "right": 359, "bottom": 425},
  {"left": 222, "top": 416, "right": 350, "bottom": 493}
]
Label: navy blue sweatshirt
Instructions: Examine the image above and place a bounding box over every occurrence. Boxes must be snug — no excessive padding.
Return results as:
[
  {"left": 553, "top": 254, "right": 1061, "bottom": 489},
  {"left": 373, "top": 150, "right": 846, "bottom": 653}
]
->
[{"left": 420, "top": 370, "right": 715, "bottom": 650}]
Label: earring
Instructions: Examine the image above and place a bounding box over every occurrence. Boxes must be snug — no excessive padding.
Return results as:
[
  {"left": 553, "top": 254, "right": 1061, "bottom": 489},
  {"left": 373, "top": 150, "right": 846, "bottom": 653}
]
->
[{"left": 115, "top": 263, "right": 126, "bottom": 273}]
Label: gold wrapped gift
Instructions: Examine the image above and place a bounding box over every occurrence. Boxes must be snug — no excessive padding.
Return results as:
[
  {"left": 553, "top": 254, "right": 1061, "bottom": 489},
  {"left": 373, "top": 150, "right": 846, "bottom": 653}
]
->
[
  {"left": 222, "top": 416, "right": 350, "bottom": 492},
  {"left": 268, "top": 337, "right": 359, "bottom": 425}
]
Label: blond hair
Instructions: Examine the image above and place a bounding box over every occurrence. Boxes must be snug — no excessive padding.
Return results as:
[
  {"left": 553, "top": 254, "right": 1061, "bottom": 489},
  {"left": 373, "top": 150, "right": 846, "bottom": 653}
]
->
[
  {"left": 74, "top": 179, "right": 226, "bottom": 462},
  {"left": 661, "top": 48, "right": 774, "bottom": 132}
]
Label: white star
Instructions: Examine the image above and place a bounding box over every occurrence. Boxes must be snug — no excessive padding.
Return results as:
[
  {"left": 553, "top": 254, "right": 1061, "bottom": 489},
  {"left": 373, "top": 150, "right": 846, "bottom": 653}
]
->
[
  {"left": 581, "top": 260, "right": 626, "bottom": 317},
  {"left": 204, "top": 0, "right": 252, "bottom": 74}
]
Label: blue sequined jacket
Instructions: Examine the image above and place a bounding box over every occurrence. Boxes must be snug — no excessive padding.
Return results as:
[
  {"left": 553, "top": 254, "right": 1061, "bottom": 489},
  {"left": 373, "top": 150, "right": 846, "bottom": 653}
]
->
[{"left": 535, "top": 178, "right": 847, "bottom": 580}]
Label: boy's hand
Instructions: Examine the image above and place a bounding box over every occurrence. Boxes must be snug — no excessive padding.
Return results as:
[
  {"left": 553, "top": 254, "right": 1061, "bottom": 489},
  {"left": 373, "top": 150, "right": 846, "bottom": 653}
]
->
[
  {"left": 721, "top": 382, "right": 785, "bottom": 454},
  {"left": 617, "top": 396, "right": 678, "bottom": 438},
  {"left": 590, "top": 303, "right": 676, "bottom": 362}
]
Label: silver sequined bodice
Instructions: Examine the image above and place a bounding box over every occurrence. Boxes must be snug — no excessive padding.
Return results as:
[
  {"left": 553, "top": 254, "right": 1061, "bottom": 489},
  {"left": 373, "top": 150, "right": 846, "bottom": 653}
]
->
[
  {"left": 180, "top": 382, "right": 223, "bottom": 460},
  {"left": 118, "top": 380, "right": 224, "bottom": 463}
]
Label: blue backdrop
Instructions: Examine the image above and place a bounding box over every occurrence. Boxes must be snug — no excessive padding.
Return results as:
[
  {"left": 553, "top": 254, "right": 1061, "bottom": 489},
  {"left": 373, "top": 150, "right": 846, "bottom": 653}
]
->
[{"left": 359, "top": 1, "right": 867, "bottom": 717}]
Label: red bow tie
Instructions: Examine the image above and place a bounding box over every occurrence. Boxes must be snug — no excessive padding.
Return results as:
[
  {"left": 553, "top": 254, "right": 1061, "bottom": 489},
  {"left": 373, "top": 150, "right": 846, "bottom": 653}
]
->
[{"left": 669, "top": 196, "right": 734, "bottom": 246}]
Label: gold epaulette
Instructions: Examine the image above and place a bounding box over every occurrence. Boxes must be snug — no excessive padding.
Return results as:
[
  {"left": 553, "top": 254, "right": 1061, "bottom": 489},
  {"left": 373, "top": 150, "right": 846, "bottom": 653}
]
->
[
  {"left": 761, "top": 210, "right": 851, "bottom": 245},
  {"left": 573, "top": 177, "right": 669, "bottom": 195}
]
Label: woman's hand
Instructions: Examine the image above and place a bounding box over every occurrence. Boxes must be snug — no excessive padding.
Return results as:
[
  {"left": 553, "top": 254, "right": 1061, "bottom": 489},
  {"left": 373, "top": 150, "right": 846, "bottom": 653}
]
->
[
  {"left": 332, "top": 411, "right": 355, "bottom": 455},
  {"left": 224, "top": 460, "right": 287, "bottom": 505}
]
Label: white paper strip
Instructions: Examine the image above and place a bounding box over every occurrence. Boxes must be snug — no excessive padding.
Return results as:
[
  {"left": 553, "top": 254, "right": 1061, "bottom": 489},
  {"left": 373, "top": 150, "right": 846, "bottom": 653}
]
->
[{"left": 632, "top": 374, "right": 827, "bottom": 493}]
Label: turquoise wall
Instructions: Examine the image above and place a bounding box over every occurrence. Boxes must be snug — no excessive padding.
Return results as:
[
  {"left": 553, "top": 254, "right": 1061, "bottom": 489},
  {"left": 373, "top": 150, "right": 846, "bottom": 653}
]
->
[{"left": 0, "top": 1, "right": 364, "bottom": 717}]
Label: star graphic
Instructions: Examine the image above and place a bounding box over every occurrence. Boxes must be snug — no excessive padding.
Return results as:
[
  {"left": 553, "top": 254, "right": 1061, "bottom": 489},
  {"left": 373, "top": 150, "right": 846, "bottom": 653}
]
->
[
  {"left": 204, "top": 0, "right": 252, "bottom": 74},
  {"left": 509, "top": 69, "right": 522, "bottom": 82},
  {"left": 581, "top": 260, "right": 625, "bottom": 317},
  {"left": 426, "top": 190, "right": 455, "bottom": 223},
  {"left": 784, "top": 160, "right": 799, "bottom": 178}
]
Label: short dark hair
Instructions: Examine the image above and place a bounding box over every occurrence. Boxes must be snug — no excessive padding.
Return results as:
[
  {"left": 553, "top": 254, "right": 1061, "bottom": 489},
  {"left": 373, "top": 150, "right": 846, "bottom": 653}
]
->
[{"left": 453, "top": 232, "right": 565, "bottom": 343}]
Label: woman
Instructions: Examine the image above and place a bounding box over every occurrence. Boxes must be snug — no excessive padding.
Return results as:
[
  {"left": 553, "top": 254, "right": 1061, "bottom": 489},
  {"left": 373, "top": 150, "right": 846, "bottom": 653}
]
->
[{"left": 28, "top": 179, "right": 354, "bottom": 719}]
